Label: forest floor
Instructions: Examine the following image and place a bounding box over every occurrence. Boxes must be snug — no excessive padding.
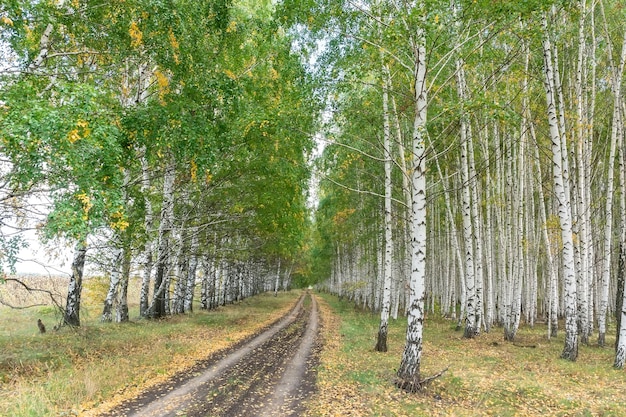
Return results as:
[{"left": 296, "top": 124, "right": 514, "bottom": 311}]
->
[
  {"left": 308, "top": 294, "right": 626, "bottom": 416},
  {"left": 2, "top": 277, "right": 626, "bottom": 416}
]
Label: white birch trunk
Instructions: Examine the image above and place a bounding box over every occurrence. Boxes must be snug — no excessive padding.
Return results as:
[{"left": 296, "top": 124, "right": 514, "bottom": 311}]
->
[
  {"left": 397, "top": 3, "right": 428, "bottom": 390},
  {"left": 572, "top": 0, "right": 590, "bottom": 344},
  {"left": 531, "top": 122, "right": 559, "bottom": 338},
  {"left": 598, "top": 24, "right": 626, "bottom": 347},
  {"left": 274, "top": 258, "right": 281, "bottom": 296},
  {"left": 614, "top": 139, "right": 626, "bottom": 366},
  {"left": 139, "top": 147, "right": 155, "bottom": 317},
  {"left": 184, "top": 229, "right": 199, "bottom": 312},
  {"left": 148, "top": 154, "right": 176, "bottom": 318},
  {"left": 456, "top": 56, "right": 477, "bottom": 339},
  {"left": 479, "top": 128, "right": 495, "bottom": 331},
  {"left": 542, "top": 14, "right": 578, "bottom": 360},
  {"left": 391, "top": 91, "right": 412, "bottom": 321},
  {"left": 115, "top": 247, "right": 131, "bottom": 323},
  {"left": 376, "top": 62, "right": 394, "bottom": 352},
  {"left": 63, "top": 241, "right": 87, "bottom": 327},
  {"left": 101, "top": 247, "right": 123, "bottom": 322}
]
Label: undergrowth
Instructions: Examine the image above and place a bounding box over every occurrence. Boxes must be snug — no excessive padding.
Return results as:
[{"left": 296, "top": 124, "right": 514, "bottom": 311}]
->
[
  {"left": 306, "top": 293, "right": 626, "bottom": 417},
  {"left": 0, "top": 278, "right": 300, "bottom": 417}
]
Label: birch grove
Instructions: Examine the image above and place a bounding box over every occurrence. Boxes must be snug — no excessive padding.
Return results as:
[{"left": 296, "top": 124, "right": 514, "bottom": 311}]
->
[
  {"left": 4, "top": 0, "right": 626, "bottom": 391},
  {"left": 311, "top": 0, "right": 626, "bottom": 371}
]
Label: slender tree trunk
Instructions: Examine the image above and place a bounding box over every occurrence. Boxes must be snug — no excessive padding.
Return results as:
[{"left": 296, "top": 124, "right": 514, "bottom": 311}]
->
[
  {"left": 274, "top": 258, "right": 281, "bottom": 296},
  {"left": 376, "top": 62, "right": 394, "bottom": 353},
  {"left": 149, "top": 154, "right": 176, "bottom": 319},
  {"left": 390, "top": 88, "right": 411, "bottom": 321},
  {"left": 574, "top": 0, "right": 594, "bottom": 344},
  {"left": 397, "top": 2, "right": 428, "bottom": 391},
  {"left": 115, "top": 245, "right": 131, "bottom": 322},
  {"left": 172, "top": 227, "right": 188, "bottom": 314},
  {"left": 598, "top": 22, "right": 626, "bottom": 347},
  {"left": 616, "top": 140, "right": 626, "bottom": 351},
  {"left": 139, "top": 147, "right": 155, "bottom": 317},
  {"left": 184, "top": 229, "right": 199, "bottom": 313},
  {"left": 542, "top": 14, "right": 578, "bottom": 361},
  {"left": 64, "top": 241, "right": 87, "bottom": 327},
  {"left": 101, "top": 247, "right": 123, "bottom": 322},
  {"left": 614, "top": 144, "right": 626, "bottom": 366},
  {"left": 455, "top": 55, "right": 478, "bottom": 339},
  {"left": 614, "top": 259, "right": 626, "bottom": 368},
  {"left": 531, "top": 122, "right": 558, "bottom": 338}
]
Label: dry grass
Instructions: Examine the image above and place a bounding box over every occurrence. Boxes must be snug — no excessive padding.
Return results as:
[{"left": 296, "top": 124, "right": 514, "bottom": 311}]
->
[
  {"left": 307, "top": 293, "right": 626, "bottom": 417},
  {"left": 0, "top": 275, "right": 301, "bottom": 417}
]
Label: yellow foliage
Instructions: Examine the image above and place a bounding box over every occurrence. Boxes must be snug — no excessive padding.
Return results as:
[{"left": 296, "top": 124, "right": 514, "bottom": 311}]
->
[
  {"left": 333, "top": 208, "right": 356, "bottom": 225},
  {"left": 226, "top": 20, "right": 237, "bottom": 33},
  {"left": 68, "top": 120, "right": 90, "bottom": 143},
  {"left": 190, "top": 159, "right": 197, "bottom": 182},
  {"left": 205, "top": 171, "right": 213, "bottom": 184},
  {"left": 76, "top": 192, "right": 93, "bottom": 220},
  {"left": 110, "top": 211, "right": 129, "bottom": 231},
  {"left": 270, "top": 67, "right": 279, "bottom": 80},
  {"left": 224, "top": 69, "right": 237, "bottom": 80},
  {"left": 1, "top": 16, "right": 13, "bottom": 26},
  {"left": 168, "top": 28, "right": 180, "bottom": 65},
  {"left": 68, "top": 129, "right": 81, "bottom": 144},
  {"left": 243, "top": 120, "right": 255, "bottom": 136},
  {"left": 154, "top": 70, "right": 170, "bottom": 105},
  {"left": 129, "top": 21, "right": 143, "bottom": 48}
]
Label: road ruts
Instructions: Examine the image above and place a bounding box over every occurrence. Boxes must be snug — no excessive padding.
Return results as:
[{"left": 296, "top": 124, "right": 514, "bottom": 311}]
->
[{"left": 100, "top": 292, "right": 320, "bottom": 417}]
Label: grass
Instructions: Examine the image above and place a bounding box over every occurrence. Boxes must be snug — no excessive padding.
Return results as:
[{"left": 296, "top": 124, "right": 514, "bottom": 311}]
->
[
  {"left": 306, "top": 293, "right": 626, "bottom": 417},
  {"left": 3, "top": 282, "right": 626, "bottom": 417},
  {"left": 0, "top": 276, "right": 301, "bottom": 417}
]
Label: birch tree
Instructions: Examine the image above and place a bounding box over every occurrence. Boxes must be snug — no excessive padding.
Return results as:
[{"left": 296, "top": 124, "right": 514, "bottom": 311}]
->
[
  {"left": 597, "top": 8, "right": 626, "bottom": 347},
  {"left": 375, "top": 61, "right": 394, "bottom": 352},
  {"left": 396, "top": 0, "right": 430, "bottom": 391},
  {"left": 541, "top": 12, "right": 578, "bottom": 361}
]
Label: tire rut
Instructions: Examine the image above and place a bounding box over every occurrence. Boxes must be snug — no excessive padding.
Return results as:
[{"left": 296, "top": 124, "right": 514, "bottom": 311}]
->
[{"left": 98, "top": 292, "right": 319, "bottom": 417}]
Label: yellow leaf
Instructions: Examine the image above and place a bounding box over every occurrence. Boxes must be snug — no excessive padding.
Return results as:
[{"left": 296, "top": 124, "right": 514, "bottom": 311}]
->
[
  {"left": 129, "top": 21, "right": 143, "bottom": 48},
  {"left": 190, "top": 159, "right": 197, "bottom": 182},
  {"left": 68, "top": 129, "right": 81, "bottom": 143},
  {"left": 226, "top": 20, "right": 237, "bottom": 33}
]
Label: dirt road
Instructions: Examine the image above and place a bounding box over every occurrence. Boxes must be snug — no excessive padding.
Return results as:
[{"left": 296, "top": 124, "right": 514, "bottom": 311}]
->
[{"left": 98, "top": 292, "right": 320, "bottom": 417}]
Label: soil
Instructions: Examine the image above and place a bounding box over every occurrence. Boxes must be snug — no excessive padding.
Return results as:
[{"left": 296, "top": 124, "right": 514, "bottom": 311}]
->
[{"left": 96, "top": 292, "right": 321, "bottom": 417}]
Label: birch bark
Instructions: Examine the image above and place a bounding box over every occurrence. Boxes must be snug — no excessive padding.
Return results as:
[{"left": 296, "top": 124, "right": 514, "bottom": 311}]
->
[
  {"left": 542, "top": 14, "right": 578, "bottom": 360},
  {"left": 148, "top": 154, "right": 176, "bottom": 318},
  {"left": 139, "top": 147, "right": 155, "bottom": 317},
  {"left": 376, "top": 61, "right": 393, "bottom": 353},
  {"left": 101, "top": 247, "right": 123, "bottom": 322},
  {"left": 456, "top": 55, "right": 477, "bottom": 339},
  {"left": 115, "top": 246, "right": 131, "bottom": 323},
  {"left": 598, "top": 21, "right": 626, "bottom": 347},
  {"left": 63, "top": 241, "right": 87, "bottom": 327},
  {"left": 184, "top": 229, "right": 199, "bottom": 312},
  {"left": 397, "top": 0, "right": 428, "bottom": 390}
]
